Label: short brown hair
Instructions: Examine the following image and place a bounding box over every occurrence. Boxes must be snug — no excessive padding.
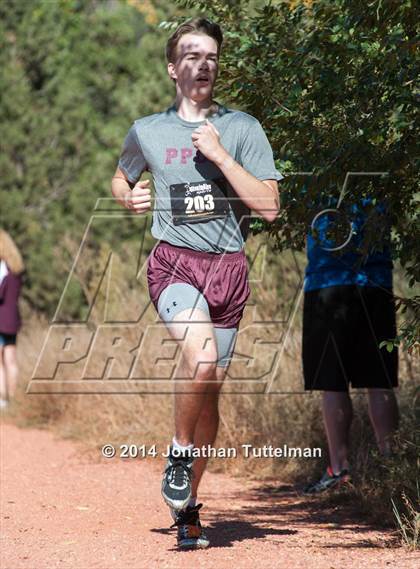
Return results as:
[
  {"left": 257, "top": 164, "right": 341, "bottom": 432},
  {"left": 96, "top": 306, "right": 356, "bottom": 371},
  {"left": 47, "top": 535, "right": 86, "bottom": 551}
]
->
[{"left": 166, "top": 18, "right": 223, "bottom": 63}]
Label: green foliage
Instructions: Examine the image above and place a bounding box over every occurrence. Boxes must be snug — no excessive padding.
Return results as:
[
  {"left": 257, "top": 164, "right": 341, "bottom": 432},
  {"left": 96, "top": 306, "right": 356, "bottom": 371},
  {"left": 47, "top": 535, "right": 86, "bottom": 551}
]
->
[
  {"left": 0, "top": 0, "right": 179, "bottom": 316},
  {"left": 175, "top": 0, "right": 419, "bottom": 346},
  {"left": 1, "top": 0, "right": 418, "bottom": 343},
  {"left": 380, "top": 295, "right": 420, "bottom": 355}
]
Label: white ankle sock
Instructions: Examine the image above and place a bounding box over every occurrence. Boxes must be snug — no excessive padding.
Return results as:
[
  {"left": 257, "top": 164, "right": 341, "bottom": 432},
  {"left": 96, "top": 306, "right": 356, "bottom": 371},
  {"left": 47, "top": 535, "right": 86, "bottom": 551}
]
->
[{"left": 172, "top": 437, "right": 194, "bottom": 453}]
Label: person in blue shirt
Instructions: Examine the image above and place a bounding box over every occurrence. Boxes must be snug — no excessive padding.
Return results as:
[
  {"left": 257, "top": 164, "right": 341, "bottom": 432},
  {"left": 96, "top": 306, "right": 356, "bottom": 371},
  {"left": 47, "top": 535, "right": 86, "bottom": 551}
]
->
[{"left": 302, "top": 198, "right": 399, "bottom": 494}]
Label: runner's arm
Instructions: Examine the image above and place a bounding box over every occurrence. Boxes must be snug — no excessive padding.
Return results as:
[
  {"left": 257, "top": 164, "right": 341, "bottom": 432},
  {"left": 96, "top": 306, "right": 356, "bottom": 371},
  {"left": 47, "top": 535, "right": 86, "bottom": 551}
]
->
[
  {"left": 192, "top": 120, "right": 280, "bottom": 222},
  {"left": 111, "top": 167, "right": 134, "bottom": 207},
  {"left": 111, "top": 167, "right": 151, "bottom": 214},
  {"left": 214, "top": 158, "right": 279, "bottom": 222}
]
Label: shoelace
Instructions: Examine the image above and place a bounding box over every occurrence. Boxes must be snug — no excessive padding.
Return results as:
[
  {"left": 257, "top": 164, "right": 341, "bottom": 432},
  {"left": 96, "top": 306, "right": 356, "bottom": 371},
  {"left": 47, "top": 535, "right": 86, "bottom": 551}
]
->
[
  {"left": 170, "top": 504, "right": 203, "bottom": 528},
  {"left": 165, "top": 459, "right": 193, "bottom": 488}
]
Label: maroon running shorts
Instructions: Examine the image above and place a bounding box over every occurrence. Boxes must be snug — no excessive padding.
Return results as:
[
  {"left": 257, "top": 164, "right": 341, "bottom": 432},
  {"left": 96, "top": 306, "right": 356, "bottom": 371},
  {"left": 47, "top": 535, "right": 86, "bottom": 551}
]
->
[{"left": 147, "top": 241, "right": 250, "bottom": 328}]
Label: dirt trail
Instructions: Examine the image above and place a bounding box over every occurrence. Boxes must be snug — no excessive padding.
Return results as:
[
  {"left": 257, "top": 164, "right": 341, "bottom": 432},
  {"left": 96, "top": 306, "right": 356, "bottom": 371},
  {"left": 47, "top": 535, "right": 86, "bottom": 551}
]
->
[{"left": 1, "top": 423, "right": 418, "bottom": 569}]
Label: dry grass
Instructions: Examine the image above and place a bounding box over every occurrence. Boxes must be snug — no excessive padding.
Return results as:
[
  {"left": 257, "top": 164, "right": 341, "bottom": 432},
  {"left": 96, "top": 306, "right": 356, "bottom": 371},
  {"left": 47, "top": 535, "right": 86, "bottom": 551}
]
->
[{"left": 392, "top": 492, "right": 420, "bottom": 550}]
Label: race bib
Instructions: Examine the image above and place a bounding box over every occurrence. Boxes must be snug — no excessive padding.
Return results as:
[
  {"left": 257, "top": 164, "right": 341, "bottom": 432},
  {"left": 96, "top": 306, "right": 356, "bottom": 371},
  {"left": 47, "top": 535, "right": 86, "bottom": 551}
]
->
[{"left": 170, "top": 178, "right": 230, "bottom": 226}]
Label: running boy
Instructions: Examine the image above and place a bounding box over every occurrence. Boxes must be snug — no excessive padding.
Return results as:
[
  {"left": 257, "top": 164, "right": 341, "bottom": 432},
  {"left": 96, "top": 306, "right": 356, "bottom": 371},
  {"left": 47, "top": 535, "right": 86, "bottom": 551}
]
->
[{"left": 112, "top": 18, "right": 282, "bottom": 549}]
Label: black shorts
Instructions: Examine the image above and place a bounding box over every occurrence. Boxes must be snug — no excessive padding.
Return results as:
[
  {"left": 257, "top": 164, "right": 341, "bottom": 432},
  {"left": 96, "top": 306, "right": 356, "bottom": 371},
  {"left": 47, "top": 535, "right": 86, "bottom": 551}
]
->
[
  {"left": 0, "top": 333, "right": 17, "bottom": 347},
  {"left": 302, "top": 285, "right": 398, "bottom": 391}
]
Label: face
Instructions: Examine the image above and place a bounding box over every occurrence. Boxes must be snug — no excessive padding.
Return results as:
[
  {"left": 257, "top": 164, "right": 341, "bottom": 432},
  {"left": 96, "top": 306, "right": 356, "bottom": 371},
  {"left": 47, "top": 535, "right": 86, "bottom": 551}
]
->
[{"left": 168, "top": 32, "right": 219, "bottom": 102}]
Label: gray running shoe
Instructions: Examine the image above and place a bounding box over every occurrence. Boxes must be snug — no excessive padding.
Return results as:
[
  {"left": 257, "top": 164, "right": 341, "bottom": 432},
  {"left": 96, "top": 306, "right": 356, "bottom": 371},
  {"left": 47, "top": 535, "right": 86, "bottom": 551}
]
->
[
  {"left": 171, "top": 504, "right": 210, "bottom": 550},
  {"left": 161, "top": 446, "right": 193, "bottom": 511},
  {"left": 303, "top": 466, "right": 351, "bottom": 495}
]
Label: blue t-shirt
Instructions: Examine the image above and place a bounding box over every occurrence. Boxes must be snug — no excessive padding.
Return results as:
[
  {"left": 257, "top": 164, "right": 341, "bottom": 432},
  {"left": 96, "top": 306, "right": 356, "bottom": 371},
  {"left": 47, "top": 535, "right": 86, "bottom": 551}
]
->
[{"left": 304, "top": 199, "right": 393, "bottom": 292}]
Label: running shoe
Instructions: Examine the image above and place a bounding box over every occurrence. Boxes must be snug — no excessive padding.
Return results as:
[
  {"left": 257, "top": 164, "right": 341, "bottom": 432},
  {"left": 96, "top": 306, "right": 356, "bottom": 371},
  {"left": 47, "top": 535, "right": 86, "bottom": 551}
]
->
[
  {"left": 171, "top": 504, "right": 210, "bottom": 550},
  {"left": 161, "top": 446, "right": 193, "bottom": 511},
  {"left": 303, "top": 466, "right": 351, "bottom": 495}
]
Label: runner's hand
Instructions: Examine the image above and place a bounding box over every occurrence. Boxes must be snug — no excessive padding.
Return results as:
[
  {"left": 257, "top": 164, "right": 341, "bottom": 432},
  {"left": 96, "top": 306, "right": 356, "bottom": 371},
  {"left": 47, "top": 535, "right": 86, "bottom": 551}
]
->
[
  {"left": 191, "top": 120, "right": 226, "bottom": 163},
  {"left": 124, "top": 180, "right": 151, "bottom": 214}
]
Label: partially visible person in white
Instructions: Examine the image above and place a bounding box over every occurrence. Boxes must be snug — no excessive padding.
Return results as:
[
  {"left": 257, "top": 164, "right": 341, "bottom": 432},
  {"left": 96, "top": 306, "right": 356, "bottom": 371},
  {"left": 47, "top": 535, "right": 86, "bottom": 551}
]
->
[{"left": 0, "top": 230, "right": 25, "bottom": 408}]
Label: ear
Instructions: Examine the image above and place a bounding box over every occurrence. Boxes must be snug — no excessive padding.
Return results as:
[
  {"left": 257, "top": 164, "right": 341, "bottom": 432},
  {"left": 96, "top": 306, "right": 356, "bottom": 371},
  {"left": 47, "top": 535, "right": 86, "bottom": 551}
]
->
[{"left": 167, "top": 62, "right": 177, "bottom": 81}]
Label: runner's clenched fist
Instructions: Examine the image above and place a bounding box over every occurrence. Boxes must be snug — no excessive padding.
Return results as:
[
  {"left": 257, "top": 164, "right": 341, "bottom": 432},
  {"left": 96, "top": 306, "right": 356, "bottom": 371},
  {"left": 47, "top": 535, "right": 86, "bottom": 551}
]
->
[
  {"left": 124, "top": 180, "right": 151, "bottom": 214},
  {"left": 191, "top": 119, "right": 226, "bottom": 164}
]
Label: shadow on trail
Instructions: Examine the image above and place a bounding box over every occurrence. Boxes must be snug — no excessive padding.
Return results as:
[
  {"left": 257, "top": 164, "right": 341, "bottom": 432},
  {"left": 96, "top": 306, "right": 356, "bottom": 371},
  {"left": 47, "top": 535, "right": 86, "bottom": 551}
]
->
[
  {"left": 203, "top": 482, "right": 395, "bottom": 549},
  {"left": 250, "top": 483, "right": 395, "bottom": 537},
  {"left": 206, "top": 519, "right": 296, "bottom": 549},
  {"left": 152, "top": 521, "right": 296, "bottom": 550},
  {"left": 151, "top": 482, "right": 396, "bottom": 550},
  {"left": 244, "top": 483, "right": 382, "bottom": 530}
]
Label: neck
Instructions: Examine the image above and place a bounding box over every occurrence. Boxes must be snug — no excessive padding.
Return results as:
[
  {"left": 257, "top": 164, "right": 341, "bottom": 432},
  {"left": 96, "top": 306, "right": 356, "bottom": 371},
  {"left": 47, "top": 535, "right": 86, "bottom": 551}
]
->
[{"left": 174, "top": 96, "right": 217, "bottom": 122}]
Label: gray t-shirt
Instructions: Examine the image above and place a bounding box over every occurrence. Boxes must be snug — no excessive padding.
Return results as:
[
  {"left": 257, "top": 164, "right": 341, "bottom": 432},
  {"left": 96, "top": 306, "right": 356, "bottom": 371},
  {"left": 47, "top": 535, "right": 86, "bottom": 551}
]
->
[{"left": 118, "top": 104, "right": 283, "bottom": 253}]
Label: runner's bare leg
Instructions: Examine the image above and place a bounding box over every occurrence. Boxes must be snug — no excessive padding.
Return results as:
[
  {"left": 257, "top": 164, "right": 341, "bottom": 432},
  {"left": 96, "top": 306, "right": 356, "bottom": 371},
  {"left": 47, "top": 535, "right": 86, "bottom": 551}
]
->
[
  {"left": 191, "top": 368, "right": 226, "bottom": 497},
  {"left": 166, "top": 308, "right": 219, "bottom": 447}
]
